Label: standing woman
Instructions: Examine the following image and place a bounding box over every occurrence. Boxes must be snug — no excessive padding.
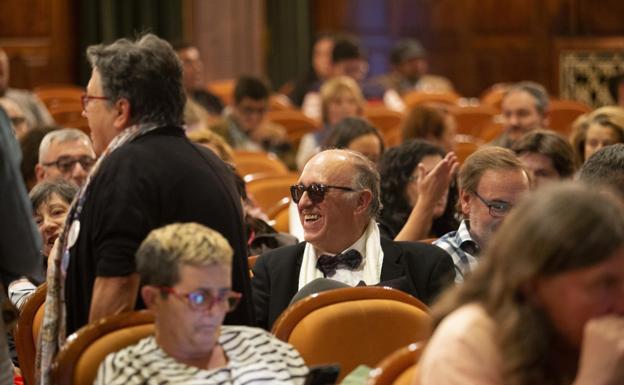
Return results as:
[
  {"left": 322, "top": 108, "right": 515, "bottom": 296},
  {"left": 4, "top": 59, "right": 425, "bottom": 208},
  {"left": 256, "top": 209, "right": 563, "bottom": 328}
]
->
[{"left": 418, "top": 182, "right": 624, "bottom": 385}]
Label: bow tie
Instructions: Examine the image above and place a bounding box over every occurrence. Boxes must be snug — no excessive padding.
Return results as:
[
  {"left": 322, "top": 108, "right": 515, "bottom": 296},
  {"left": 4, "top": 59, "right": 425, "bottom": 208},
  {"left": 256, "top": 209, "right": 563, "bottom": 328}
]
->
[{"left": 316, "top": 249, "right": 363, "bottom": 277}]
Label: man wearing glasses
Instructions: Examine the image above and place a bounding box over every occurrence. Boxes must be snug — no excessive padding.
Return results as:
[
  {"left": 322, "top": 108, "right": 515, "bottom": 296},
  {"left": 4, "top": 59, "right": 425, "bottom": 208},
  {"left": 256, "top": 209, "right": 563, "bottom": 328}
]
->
[
  {"left": 252, "top": 149, "right": 455, "bottom": 330},
  {"left": 95, "top": 223, "right": 308, "bottom": 384},
  {"left": 434, "top": 147, "right": 530, "bottom": 283},
  {"left": 35, "top": 128, "right": 96, "bottom": 187}
]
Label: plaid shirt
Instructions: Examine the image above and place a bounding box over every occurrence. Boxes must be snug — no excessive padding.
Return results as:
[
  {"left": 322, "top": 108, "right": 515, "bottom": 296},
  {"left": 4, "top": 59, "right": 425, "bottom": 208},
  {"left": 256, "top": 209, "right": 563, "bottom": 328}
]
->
[{"left": 434, "top": 220, "right": 480, "bottom": 283}]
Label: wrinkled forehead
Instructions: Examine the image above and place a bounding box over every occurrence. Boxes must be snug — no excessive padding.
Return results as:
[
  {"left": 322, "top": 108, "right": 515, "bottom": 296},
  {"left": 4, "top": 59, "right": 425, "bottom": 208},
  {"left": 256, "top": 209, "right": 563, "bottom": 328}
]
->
[{"left": 300, "top": 152, "right": 355, "bottom": 185}]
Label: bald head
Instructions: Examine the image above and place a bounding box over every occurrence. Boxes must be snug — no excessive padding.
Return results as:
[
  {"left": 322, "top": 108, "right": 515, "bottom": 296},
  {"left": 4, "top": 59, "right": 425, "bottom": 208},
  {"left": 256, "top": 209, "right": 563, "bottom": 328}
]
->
[{"left": 305, "top": 149, "right": 381, "bottom": 217}]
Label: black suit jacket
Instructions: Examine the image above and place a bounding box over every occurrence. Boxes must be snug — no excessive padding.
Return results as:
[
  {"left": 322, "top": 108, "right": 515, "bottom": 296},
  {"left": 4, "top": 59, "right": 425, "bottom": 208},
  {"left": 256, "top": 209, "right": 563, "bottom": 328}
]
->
[{"left": 251, "top": 237, "right": 455, "bottom": 330}]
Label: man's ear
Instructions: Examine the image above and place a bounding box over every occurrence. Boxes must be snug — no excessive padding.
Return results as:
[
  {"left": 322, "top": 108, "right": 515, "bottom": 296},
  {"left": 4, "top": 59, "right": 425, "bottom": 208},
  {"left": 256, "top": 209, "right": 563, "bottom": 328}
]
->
[
  {"left": 459, "top": 189, "right": 471, "bottom": 218},
  {"left": 113, "top": 98, "right": 131, "bottom": 129},
  {"left": 35, "top": 163, "right": 46, "bottom": 182},
  {"left": 141, "top": 285, "right": 160, "bottom": 310},
  {"left": 354, "top": 190, "right": 373, "bottom": 216}
]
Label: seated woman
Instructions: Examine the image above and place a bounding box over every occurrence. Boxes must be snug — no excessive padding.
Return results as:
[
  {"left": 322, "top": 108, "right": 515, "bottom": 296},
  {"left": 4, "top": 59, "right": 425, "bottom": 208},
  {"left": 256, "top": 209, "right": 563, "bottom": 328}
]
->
[
  {"left": 95, "top": 223, "right": 308, "bottom": 384},
  {"left": 378, "top": 140, "right": 459, "bottom": 241},
  {"left": 402, "top": 105, "right": 457, "bottom": 152},
  {"left": 322, "top": 116, "right": 385, "bottom": 164},
  {"left": 570, "top": 106, "right": 624, "bottom": 164},
  {"left": 8, "top": 179, "right": 77, "bottom": 309},
  {"left": 296, "top": 76, "right": 364, "bottom": 170},
  {"left": 511, "top": 129, "right": 577, "bottom": 188},
  {"left": 418, "top": 182, "right": 624, "bottom": 385}
]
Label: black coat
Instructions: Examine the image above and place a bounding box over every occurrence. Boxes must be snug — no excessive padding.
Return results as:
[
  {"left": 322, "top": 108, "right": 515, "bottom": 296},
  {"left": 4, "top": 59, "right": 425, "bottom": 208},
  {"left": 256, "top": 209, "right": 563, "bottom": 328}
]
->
[{"left": 251, "top": 237, "right": 455, "bottom": 330}]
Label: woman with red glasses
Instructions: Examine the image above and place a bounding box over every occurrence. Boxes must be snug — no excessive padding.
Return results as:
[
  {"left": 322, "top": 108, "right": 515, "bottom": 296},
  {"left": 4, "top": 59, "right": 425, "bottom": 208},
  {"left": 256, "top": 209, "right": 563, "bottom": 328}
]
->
[{"left": 95, "top": 222, "right": 308, "bottom": 385}]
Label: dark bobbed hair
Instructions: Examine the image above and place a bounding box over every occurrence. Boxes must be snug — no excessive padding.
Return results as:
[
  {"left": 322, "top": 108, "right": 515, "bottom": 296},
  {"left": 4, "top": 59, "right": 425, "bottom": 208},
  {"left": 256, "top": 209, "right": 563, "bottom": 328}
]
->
[
  {"left": 378, "top": 139, "right": 458, "bottom": 237},
  {"left": 511, "top": 129, "right": 578, "bottom": 178},
  {"left": 322, "top": 116, "right": 385, "bottom": 154},
  {"left": 431, "top": 182, "right": 624, "bottom": 385},
  {"left": 86, "top": 33, "right": 186, "bottom": 127},
  {"left": 233, "top": 76, "right": 270, "bottom": 104},
  {"left": 331, "top": 36, "right": 365, "bottom": 64},
  {"left": 29, "top": 178, "right": 79, "bottom": 212}
]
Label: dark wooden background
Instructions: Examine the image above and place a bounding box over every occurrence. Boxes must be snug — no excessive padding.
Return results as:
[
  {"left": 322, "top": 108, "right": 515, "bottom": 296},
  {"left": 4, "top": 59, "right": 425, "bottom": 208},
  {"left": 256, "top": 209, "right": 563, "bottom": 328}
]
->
[{"left": 2, "top": 0, "right": 623, "bottom": 97}]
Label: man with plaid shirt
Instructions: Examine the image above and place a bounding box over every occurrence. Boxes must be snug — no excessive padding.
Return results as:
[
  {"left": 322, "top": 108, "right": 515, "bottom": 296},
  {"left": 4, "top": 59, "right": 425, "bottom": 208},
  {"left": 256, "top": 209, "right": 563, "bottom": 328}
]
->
[{"left": 435, "top": 147, "right": 530, "bottom": 282}]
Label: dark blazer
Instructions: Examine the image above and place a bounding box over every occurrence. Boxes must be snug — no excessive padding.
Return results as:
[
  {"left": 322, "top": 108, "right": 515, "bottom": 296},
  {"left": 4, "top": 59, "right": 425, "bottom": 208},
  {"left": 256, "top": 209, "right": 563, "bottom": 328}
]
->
[{"left": 251, "top": 237, "right": 455, "bottom": 330}]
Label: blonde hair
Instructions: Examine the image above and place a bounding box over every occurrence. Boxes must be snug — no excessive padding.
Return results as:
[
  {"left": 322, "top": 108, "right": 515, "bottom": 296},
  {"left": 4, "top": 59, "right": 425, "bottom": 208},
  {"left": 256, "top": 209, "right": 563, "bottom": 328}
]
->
[
  {"left": 187, "top": 128, "right": 234, "bottom": 163},
  {"left": 570, "top": 106, "right": 624, "bottom": 163},
  {"left": 431, "top": 182, "right": 624, "bottom": 385},
  {"left": 136, "top": 222, "right": 233, "bottom": 287},
  {"left": 320, "top": 76, "right": 364, "bottom": 124}
]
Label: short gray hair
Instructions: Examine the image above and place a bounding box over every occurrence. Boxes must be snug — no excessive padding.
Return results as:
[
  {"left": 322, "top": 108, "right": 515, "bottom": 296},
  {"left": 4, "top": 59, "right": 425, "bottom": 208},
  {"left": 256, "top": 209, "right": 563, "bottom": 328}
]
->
[
  {"left": 504, "top": 81, "right": 550, "bottom": 116},
  {"left": 136, "top": 222, "right": 233, "bottom": 287},
  {"left": 86, "top": 33, "right": 186, "bottom": 127},
  {"left": 341, "top": 149, "right": 381, "bottom": 217},
  {"left": 38, "top": 128, "right": 92, "bottom": 162}
]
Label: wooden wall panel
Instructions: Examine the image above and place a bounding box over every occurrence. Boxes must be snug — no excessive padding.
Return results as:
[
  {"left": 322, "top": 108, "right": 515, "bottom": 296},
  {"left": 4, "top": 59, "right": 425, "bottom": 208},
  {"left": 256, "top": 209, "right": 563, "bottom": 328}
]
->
[
  {"left": 311, "top": 0, "right": 624, "bottom": 98},
  {"left": 190, "top": 0, "right": 265, "bottom": 82},
  {"left": 0, "top": 0, "right": 77, "bottom": 89}
]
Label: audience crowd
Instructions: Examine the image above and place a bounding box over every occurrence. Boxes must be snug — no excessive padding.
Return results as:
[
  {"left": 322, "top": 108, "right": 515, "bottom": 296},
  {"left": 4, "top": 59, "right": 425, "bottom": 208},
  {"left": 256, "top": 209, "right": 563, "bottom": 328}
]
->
[{"left": 0, "top": 31, "right": 623, "bottom": 385}]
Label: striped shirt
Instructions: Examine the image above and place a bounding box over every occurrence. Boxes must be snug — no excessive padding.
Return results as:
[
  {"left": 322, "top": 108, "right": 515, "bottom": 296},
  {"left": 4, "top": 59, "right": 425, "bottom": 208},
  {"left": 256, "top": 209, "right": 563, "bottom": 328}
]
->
[
  {"left": 433, "top": 220, "right": 480, "bottom": 283},
  {"left": 94, "top": 325, "right": 308, "bottom": 385}
]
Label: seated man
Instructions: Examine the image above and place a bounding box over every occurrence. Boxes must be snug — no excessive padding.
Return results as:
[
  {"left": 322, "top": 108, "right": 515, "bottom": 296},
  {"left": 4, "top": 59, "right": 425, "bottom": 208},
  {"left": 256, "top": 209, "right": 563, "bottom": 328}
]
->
[
  {"left": 174, "top": 42, "right": 224, "bottom": 116},
  {"left": 434, "top": 147, "right": 530, "bottom": 282},
  {"left": 579, "top": 143, "right": 624, "bottom": 200},
  {"left": 95, "top": 222, "right": 308, "bottom": 384},
  {"left": 35, "top": 128, "right": 96, "bottom": 187},
  {"left": 210, "top": 76, "right": 290, "bottom": 158},
  {"left": 511, "top": 129, "right": 577, "bottom": 187},
  {"left": 375, "top": 38, "right": 454, "bottom": 95},
  {"left": 490, "top": 81, "right": 549, "bottom": 148},
  {"left": 252, "top": 149, "right": 455, "bottom": 330}
]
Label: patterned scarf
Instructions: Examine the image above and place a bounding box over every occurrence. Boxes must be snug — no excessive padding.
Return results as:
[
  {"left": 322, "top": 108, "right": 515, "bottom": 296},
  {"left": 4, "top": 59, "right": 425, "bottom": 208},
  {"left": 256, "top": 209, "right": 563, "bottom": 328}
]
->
[{"left": 35, "top": 122, "right": 158, "bottom": 385}]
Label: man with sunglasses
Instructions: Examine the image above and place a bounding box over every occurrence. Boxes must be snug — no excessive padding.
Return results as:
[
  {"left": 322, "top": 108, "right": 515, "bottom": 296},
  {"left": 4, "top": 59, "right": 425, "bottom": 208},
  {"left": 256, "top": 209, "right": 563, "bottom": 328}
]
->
[
  {"left": 434, "top": 147, "right": 530, "bottom": 283},
  {"left": 95, "top": 223, "right": 308, "bottom": 384},
  {"left": 35, "top": 128, "right": 96, "bottom": 187},
  {"left": 252, "top": 149, "right": 455, "bottom": 330}
]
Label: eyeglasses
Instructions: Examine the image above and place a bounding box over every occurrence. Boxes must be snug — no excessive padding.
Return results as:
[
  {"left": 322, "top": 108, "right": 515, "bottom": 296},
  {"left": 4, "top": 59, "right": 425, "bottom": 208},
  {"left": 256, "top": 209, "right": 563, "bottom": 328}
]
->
[
  {"left": 42, "top": 155, "right": 96, "bottom": 174},
  {"left": 473, "top": 191, "right": 513, "bottom": 218},
  {"left": 81, "top": 94, "right": 109, "bottom": 110},
  {"left": 290, "top": 183, "right": 357, "bottom": 204},
  {"left": 159, "top": 287, "right": 242, "bottom": 312}
]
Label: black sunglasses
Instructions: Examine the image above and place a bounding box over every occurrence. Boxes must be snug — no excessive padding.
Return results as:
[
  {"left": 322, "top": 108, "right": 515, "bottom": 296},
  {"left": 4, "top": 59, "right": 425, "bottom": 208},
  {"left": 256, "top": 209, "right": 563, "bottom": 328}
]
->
[{"left": 290, "top": 183, "right": 357, "bottom": 204}]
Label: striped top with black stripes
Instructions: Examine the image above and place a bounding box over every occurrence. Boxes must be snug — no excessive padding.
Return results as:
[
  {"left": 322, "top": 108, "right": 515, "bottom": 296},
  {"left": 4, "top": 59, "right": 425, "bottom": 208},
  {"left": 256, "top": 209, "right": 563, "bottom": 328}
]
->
[{"left": 94, "top": 325, "right": 309, "bottom": 385}]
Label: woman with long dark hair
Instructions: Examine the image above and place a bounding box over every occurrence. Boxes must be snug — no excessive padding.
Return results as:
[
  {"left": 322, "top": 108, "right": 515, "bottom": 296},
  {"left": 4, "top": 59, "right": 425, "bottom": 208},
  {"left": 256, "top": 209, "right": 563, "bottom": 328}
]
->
[{"left": 378, "top": 140, "right": 458, "bottom": 241}]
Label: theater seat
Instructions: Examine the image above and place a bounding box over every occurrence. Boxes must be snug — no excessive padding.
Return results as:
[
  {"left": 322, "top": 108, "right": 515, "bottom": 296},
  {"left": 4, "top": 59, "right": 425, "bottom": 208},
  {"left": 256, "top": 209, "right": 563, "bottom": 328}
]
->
[
  {"left": 232, "top": 150, "right": 290, "bottom": 178},
  {"left": 272, "top": 286, "right": 431, "bottom": 382},
  {"left": 53, "top": 310, "right": 155, "bottom": 385},
  {"left": 368, "top": 342, "right": 425, "bottom": 385},
  {"left": 246, "top": 173, "right": 299, "bottom": 214},
  {"left": 14, "top": 282, "right": 47, "bottom": 385}
]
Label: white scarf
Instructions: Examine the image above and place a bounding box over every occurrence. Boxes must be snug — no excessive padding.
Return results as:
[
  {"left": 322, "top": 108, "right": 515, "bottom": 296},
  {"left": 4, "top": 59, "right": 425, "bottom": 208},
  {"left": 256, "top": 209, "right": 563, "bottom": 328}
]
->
[{"left": 298, "top": 219, "right": 384, "bottom": 290}]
